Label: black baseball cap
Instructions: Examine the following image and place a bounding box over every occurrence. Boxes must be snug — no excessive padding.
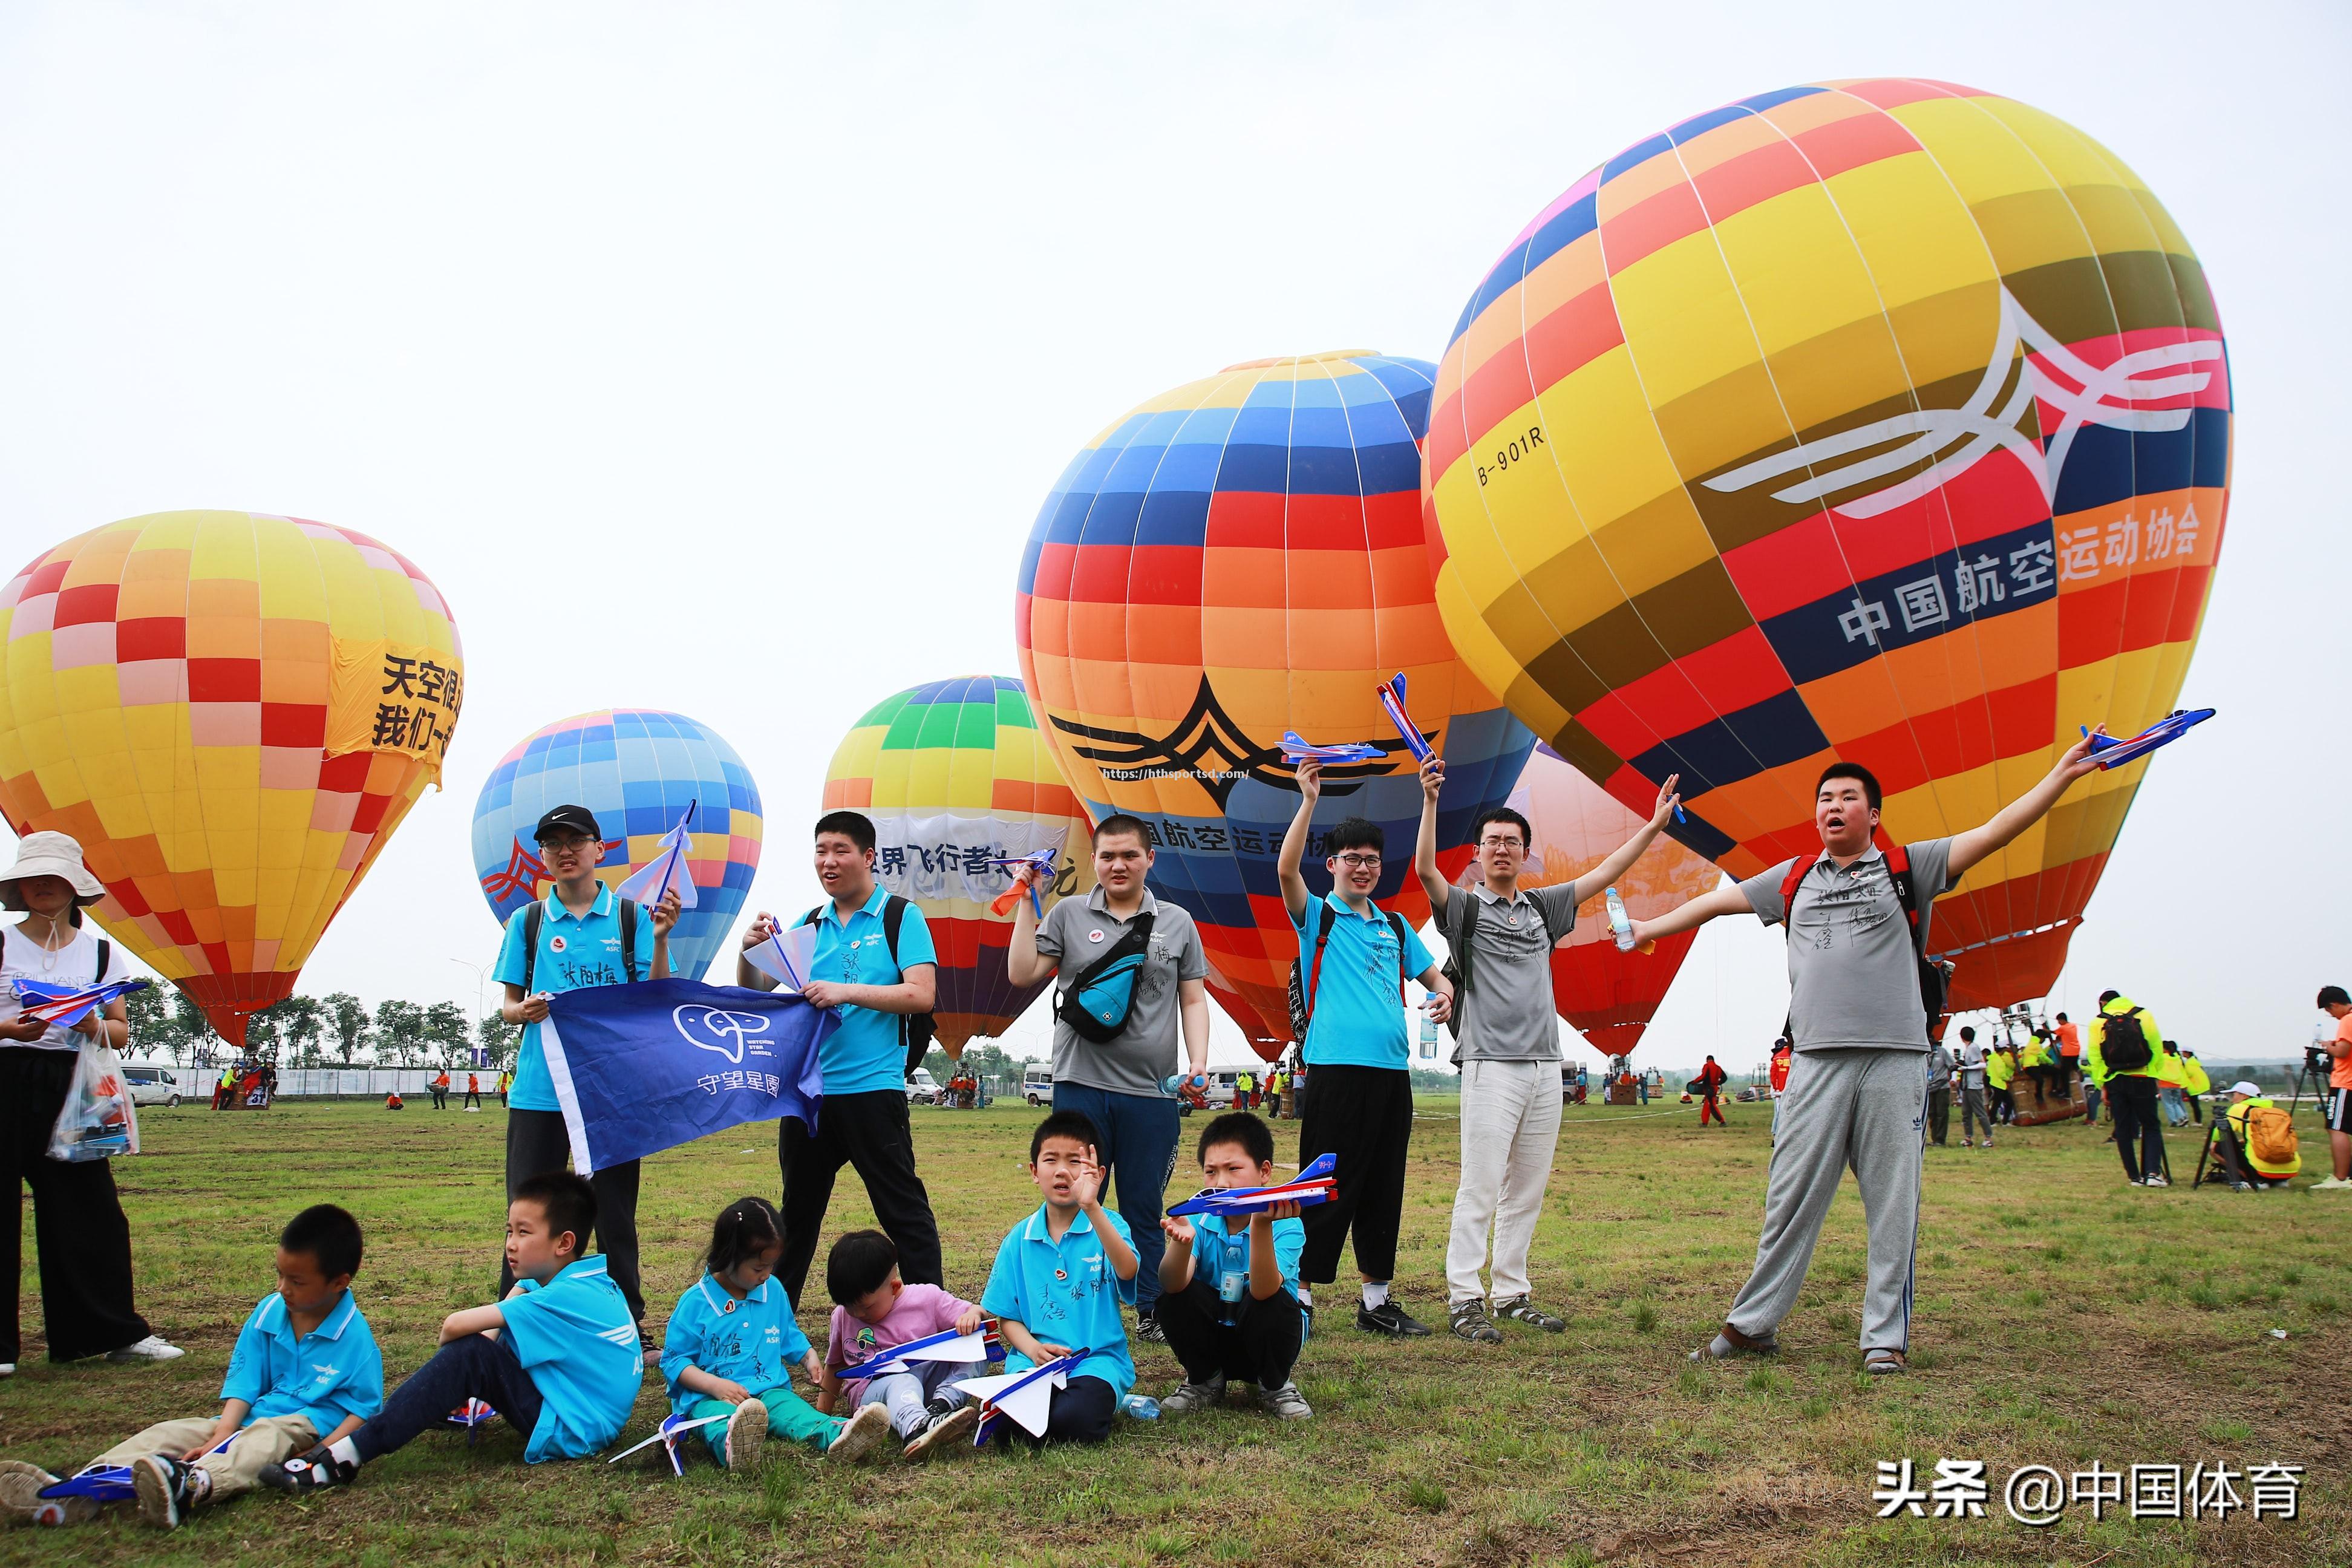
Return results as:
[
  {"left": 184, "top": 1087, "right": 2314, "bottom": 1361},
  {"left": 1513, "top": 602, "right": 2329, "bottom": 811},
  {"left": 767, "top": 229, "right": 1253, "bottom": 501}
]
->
[{"left": 533, "top": 805, "right": 603, "bottom": 843}]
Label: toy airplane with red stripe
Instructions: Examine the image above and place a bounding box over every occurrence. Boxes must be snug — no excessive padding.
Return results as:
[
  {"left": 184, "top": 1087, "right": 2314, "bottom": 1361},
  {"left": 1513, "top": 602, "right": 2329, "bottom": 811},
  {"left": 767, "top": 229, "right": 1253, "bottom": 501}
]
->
[
  {"left": 606, "top": 1410, "right": 732, "bottom": 1475},
  {"left": 956, "top": 1349, "right": 1091, "bottom": 1445},
  {"left": 1166, "top": 1152, "right": 1336, "bottom": 1220},
  {"left": 36, "top": 1431, "right": 237, "bottom": 1514},
  {"left": 2082, "top": 708, "right": 2213, "bottom": 770},
  {"left": 10, "top": 977, "right": 150, "bottom": 1030},
  {"left": 1280, "top": 731, "right": 1387, "bottom": 766},
  {"left": 834, "top": 1322, "right": 1006, "bottom": 1381},
  {"left": 444, "top": 1398, "right": 498, "bottom": 1445},
  {"left": 987, "top": 849, "right": 1063, "bottom": 918}
]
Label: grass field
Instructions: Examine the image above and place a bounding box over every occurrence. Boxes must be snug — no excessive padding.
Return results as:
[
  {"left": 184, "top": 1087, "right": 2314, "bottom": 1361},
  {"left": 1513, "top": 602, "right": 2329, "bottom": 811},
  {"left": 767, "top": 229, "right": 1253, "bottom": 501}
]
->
[{"left": 3, "top": 1092, "right": 2347, "bottom": 1567}]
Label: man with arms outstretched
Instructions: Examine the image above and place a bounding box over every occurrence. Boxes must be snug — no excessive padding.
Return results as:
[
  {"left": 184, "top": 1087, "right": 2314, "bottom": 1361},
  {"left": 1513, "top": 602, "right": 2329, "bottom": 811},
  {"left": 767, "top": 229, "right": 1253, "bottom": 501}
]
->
[{"left": 1632, "top": 736, "right": 2101, "bottom": 1374}]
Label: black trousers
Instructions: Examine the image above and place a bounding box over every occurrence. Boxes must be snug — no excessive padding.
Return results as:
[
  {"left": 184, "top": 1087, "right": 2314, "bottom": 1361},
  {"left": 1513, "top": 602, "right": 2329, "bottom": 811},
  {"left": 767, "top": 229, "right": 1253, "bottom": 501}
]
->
[
  {"left": 1926, "top": 1086, "right": 1950, "bottom": 1145},
  {"left": 500, "top": 1108, "right": 644, "bottom": 1322},
  {"left": 1, "top": 1048, "right": 152, "bottom": 1362},
  {"left": 353, "top": 1331, "right": 543, "bottom": 1462},
  {"left": 1296, "top": 1064, "right": 1413, "bottom": 1285},
  {"left": 430, "top": 1085, "right": 448, "bottom": 1108},
  {"left": 777, "top": 1089, "right": 943, "bottom": 1307},
  {"left": 463, "top": 1091, "right": 482, "bottom": 1109},
  {"left": 991, "top": 1373, "right": 1115, "bottom": 1449},
  {"left": 1155, "top": 1275, "right": 1304, "bottom": 1390},
  {"left": 2106, "top": 1076, "right": 2167, "bottom": 1182}
]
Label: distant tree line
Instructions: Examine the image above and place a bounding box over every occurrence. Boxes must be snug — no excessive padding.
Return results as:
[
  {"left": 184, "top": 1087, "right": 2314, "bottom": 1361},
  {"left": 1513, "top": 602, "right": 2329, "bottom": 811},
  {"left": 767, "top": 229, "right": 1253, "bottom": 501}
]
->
[{"left": 123, "top": 985, "right": 515, "bottom": 1072}]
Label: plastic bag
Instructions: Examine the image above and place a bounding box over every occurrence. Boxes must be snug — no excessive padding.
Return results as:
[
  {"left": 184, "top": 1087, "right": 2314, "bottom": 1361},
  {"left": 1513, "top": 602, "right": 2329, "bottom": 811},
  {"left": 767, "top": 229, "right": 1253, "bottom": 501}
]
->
[{"left": 47, "top": 1044, "right": 140, "bottom": 1163}]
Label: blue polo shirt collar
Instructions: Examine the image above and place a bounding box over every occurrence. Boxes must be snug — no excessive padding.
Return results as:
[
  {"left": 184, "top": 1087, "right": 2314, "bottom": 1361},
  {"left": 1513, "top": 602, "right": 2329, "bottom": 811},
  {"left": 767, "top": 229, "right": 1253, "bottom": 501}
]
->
[
  {"left": 694, "top": 1273, "right": 773, "bottom": 1315},
  {"left": 821, "top": 882, "right": 890, "bottom": 928},
  {"left": 544, "top": 883, "right": 615, "bottom": 924},
  {"left": 1022, "top": 1201, "right": 1095, "bottom": 1246},
  {"left": 1321, "top": 890, "right": 1383, "bottom": 921}
]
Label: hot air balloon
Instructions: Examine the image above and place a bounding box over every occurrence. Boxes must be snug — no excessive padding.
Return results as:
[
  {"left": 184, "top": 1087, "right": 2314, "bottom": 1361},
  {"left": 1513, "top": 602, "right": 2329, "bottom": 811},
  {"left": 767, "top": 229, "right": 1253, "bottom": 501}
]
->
[
  {"left": 0, "top": 511, "right": 464, "bottom": 1044},
  {"left": 471, "top": 709, "right": 762, "bottom": 982},
  {"left": 1018, "top": 351, "right": 1535, "bottom": 1055},
  {"left": 820, "top": 675, "right": 1096, "bottom": 1056},
  {"left": 1506, "top": 743, "right": 1723, "bottom": 1054},
  {"left": 1423, "top": 81, "right": 2226, "bottom": 1013}
]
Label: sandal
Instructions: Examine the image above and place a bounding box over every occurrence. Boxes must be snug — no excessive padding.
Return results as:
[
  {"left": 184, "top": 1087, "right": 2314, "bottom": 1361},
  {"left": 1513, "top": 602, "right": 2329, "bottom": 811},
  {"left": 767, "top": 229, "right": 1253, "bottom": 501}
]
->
[
  {"left": 1863, "top": 1348, "right": 1908, "bottom": 1376},
  {"left": 1492, "top": 1296, "right": 1567, "bottom": 1333}
]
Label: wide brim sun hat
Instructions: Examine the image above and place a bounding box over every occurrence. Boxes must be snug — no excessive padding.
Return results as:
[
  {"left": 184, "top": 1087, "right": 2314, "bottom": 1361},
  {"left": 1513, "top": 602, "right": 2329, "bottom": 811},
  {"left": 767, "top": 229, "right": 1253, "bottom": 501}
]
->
[{"left": 0, "top": 830, "right": 108, "bottom": 910}]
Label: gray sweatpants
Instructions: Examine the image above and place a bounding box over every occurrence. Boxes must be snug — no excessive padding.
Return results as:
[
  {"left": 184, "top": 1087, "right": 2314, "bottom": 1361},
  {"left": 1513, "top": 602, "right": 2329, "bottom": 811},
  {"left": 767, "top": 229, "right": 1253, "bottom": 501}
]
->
[
  {"left": 1723, "top": 1047, "right": 1927, "bottom": 1354},
  {"left": 1960, "top": 1084, "right": 1991, "bottom": 1140}
]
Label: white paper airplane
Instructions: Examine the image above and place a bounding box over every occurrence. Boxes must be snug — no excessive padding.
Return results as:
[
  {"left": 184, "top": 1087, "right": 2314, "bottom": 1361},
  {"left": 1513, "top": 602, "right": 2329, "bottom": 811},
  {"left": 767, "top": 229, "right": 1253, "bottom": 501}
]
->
[
  {"left": 744, "top": 918, "right": 820, "bottom": 991},
  {"left": 954, "top": 1350, "right": 1086, "bottom": 1445},
  {"left": 615, "top": 803, "right": 699, "bottom": 909}
]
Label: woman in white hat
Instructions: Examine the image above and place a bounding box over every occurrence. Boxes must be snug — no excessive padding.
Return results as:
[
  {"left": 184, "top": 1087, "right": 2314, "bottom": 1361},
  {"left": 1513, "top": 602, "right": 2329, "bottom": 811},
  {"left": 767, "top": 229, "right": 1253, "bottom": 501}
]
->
[{"left": 1, "top": 830, "right": 180, "bottom": 1375}]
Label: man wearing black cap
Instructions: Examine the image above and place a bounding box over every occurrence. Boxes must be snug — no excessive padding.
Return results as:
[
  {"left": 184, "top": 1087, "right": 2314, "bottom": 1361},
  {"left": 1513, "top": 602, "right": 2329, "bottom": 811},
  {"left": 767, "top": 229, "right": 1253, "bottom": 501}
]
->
[{"left": 492, "top": 805, "right": 681, "bottom": 1330}]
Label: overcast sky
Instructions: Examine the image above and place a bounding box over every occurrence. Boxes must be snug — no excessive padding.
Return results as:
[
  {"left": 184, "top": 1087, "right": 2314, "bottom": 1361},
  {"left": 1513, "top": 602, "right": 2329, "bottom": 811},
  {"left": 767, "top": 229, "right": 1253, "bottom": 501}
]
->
[{"left": 3, "top": 2, "right": 2342, "bottom": 1072}]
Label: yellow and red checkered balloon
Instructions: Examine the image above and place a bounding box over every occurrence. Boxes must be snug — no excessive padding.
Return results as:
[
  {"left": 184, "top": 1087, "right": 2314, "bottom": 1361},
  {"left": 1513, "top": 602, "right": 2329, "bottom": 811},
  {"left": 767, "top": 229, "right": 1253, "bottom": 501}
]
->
[
  {"left": 1425, "top": 81, "right": 2228, "bottom": 1010},
  {"left": 0, "top": 511, "right": 464, "bottom": 1044}
]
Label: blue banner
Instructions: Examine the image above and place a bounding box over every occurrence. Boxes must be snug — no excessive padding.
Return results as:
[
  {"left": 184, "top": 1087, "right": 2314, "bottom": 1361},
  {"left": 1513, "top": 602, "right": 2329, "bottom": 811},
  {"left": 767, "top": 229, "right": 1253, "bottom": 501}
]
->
[{"left": 540, "top": 979, "right": 831, "bottom": 1174}]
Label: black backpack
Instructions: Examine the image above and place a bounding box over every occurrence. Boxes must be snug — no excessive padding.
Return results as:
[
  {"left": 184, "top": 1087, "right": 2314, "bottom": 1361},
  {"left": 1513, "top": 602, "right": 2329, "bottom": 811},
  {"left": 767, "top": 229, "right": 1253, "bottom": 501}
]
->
[
  {"left": 2099, "top": 1005, "right": 2154, "bottom": 1074},
  {"left": 800, "top": 895, "right": 937, "bottom": 1076},
  {"left": 521, "top": 898, "right": 639, "bottom": 991},
  {"left": 1287, "top": 901, "right": 1410, "bottom": 1044}
]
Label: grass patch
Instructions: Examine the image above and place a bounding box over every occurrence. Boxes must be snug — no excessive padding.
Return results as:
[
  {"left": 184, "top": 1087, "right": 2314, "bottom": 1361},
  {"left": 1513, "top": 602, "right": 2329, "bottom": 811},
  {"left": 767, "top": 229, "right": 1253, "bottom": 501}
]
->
[{"left": 4, "top": 1097, "right": 2347, "bottom": 1563}]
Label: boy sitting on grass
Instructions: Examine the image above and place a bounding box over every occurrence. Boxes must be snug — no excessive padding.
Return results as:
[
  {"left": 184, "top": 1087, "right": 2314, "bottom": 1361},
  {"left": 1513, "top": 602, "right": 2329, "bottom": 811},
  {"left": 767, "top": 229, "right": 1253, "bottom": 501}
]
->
[
  {"left": 1154, "top": 1112, "right": 1310, "bottom": 1420},
  {"left": 0, "top": 1204, "right": 381, "bottom": 1530},
  {"left": 263, "top": 1172, "right": 641, "bottom": 1491},
  {"left": 978, "top": 1110, "right": 1139, "bottom": 1446},
  {"left": 820, "top": 1229, "right": 982, "bottom": 1460}
]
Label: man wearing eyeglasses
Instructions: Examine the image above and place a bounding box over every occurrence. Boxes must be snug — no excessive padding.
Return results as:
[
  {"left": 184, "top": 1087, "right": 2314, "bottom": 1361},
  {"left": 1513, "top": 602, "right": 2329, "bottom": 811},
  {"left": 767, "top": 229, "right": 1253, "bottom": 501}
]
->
[
  {"left": 1414, "top": 757, "right": 1681, "bottom": 1345},
  {"left": 1278, "top": 763, "right": 1453, "bottom": 1339}
]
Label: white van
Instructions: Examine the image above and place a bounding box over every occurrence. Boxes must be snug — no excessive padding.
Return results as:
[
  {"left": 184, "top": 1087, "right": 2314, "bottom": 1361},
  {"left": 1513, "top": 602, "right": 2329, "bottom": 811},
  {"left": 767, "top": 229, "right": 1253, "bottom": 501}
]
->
[
  {"left": 906, "top": 1068, "right": 942, "bottom": 1106},
  {"left": 1022, "top": 1067, "right": 1053, "bottom": 1106},
  {"left": 120, "top": 1063, "right": 185, "bottom": 1108}
]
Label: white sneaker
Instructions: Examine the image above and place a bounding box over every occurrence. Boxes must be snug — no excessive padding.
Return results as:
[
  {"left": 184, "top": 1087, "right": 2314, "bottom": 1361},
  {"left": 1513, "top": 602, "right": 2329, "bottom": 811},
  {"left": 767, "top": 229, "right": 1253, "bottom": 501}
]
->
[
  {"left": 2140, "top": 1175, "right": 2169, "bottom": 1187},
  {"left": 105, "top": 1334, "right": 184, "bottom": 1364},
  {"left": 0, "top": 1362, "right": 13, "bottom": 1377},
  {"left": 825, "top": 1403, "right": 892, "bottom": 1464},
  {"left": 2311, "top": 1177, "right": 2352, "bottom": 1191},
  {"left": 722, "top": 1397, "right": 768, "bottom": 1471}
]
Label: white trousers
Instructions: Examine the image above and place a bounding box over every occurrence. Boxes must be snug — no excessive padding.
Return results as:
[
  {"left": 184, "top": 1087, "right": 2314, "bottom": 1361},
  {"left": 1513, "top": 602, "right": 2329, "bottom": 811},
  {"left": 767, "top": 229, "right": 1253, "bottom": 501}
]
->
[{"left": 1445, "top": 1059, "right": 1563, "bottom": 1303}]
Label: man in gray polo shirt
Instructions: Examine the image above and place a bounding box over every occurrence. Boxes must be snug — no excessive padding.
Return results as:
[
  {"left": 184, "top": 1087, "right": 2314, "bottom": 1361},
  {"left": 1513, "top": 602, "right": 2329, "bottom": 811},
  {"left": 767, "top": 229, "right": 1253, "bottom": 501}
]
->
[
  {"left": 1006, "top": 812, "right": 1210, "bottom": 1342},
  {"left": 1414, "top": 754, "right": 1682, "bottom": 1345},
  {"left": 1630, "top": 740, "right": 2101, "bottom": 1374}
]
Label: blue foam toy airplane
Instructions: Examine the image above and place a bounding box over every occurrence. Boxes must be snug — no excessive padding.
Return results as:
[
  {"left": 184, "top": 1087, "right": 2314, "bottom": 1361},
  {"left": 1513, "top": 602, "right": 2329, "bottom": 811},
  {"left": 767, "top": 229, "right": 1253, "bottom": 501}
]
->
[
  {"left": 445, "top": 1397, "right": 498, "bottom": 1445},
  {"left": 834, "top": 1322, "right": 1006, "bottom": 1382},
  {"left": 2082, "top": 708, "right": 2213, "bottom": 770},
  {"left": 1165, "top": 1152, "right": 1337, "bottom": 1220},
  {"left": 11, "top": 977, "right": 151, "bottom": 1030},
  {"left": 1375, "top": 674, "right": 1436, "bottom": 765},
  {"left": 1280, "top": 731, "right": 1387, "bottom": 766},
  {"left": 38, "top": 1432, "right": 239, "bottom": 1514}
]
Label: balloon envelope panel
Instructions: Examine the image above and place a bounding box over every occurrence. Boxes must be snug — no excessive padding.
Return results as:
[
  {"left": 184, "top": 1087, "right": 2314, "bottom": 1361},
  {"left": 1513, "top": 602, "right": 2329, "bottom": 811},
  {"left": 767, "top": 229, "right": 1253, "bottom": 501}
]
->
[
  {"left": 472, "top": 709, "right": 762, "bottom": 983},
  {"left": 1018, "top": 351, "right": 1535, "bottom": 1040},
  {"left": 1424, "top": 80, "right": 2227, "bottom": 1011},
  {"left": 1508, "top": 744, "right": 1723, "bottom": 1053},
  {"left": 822, "top": 675, "right": 1097, "bottom": 1053},
  {"left": 0, "top": 512, "right": 465, "bottom": 1044}
]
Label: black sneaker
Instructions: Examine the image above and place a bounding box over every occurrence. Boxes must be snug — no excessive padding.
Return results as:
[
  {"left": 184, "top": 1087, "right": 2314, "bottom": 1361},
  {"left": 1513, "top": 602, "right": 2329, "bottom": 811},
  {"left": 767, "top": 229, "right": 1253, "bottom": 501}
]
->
[
  {"left": 133, "top": 1454, "right": 201, "bottom": 1529},
  {"left": 1135, "top": 1312, "right": 1168, "bottom": 1347},
  {"left": 260, "top": 1443, "right": 358, "bottom": 1494},
  {"left": 1356, "top": 1300, "right": 1431, "bottom": 1338}
]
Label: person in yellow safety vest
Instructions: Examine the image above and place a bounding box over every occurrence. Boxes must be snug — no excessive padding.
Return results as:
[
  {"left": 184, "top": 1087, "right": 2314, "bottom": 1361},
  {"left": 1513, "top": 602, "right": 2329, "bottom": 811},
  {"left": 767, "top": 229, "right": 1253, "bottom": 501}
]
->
[
  {"left": 1984, "top": 1042, "right": 2016, "bottom": 1125},
  {"left": 2179, "top": 1048, "right": 2210, "bottom": 1125},
  {"left": 2156, "top": 1041, "right": 2191, "bottom": 1128},
  {"left": 2097, "top": 991, "right": 2169, "bottom": 1186},
  {"left": 2216, "top": 1080, "right": 2298, "bottom": 1188},
  {"left": 2018, "top": 1033, "right": 2063, "bottom": 1109}
]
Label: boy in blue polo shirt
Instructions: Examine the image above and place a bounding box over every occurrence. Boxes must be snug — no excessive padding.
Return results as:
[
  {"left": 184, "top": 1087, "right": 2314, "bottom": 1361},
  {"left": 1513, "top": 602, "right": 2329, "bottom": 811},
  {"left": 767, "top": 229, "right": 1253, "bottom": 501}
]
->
[
  {"left": 265, "top": 1173, "right": 642, "bottom": 1492},
  {"left": 0, "top": 1205, "right": 381, "bottom": 1529},
  {"left": 737, "top": 809, "right": 944, "bottom": 1308},
  {"left": 979, "top": 1110, "right": 1140, "bottom": 1446},
  {"left": 1278, "top": 763, "right": 1452, "bottom": 1340},
  {"left": 494, "top": 803, "right": 679, "bottom": 1329},
  {"left": 1154, "top": 1112, "right": 1312, "bottom": 1420}
]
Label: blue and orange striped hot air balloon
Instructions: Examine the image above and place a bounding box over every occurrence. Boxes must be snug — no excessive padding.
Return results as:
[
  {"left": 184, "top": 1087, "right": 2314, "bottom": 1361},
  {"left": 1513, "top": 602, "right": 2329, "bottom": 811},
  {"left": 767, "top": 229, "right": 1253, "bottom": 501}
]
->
[
  {"left": 1424, "top": 81, "right": 2227, "bottom": 1012},
  {"left": 1017, "top": 351, "right": 1534, "bottom": 1054}
]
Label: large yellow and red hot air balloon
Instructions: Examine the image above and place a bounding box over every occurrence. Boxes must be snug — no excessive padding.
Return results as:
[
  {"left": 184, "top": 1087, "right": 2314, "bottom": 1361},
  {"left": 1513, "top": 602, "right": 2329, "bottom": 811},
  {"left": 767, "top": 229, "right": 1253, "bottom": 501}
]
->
[
  {"left": 822, "top": 676, "right": 1097, "bottom": 1056},
  {"left": 1017, "top": 352, "right": 1535, "bottom": 1057},
  {"left": 1508, "top": 743, "right": 1723, "bottom": 1055},
  {"left": 1424, "top": 81, "right": 2227, "bottom": 1012},
  {"left": 0, "top": 512, "right": 463, "bottom": 1044}
]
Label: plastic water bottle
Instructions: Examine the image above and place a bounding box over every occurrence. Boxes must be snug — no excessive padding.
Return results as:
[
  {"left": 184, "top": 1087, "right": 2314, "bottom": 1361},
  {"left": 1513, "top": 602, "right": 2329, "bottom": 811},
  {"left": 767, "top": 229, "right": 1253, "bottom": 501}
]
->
[
  {"left": 1605, "top": 886, "right": 1636, "bottom": 952},
  {"left": 1119, "top": 1393, "right": 1160, "bottom": 1420},
  {"left": 1418, "top": 1008, "right": 1440, "bottom": 1059}
]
